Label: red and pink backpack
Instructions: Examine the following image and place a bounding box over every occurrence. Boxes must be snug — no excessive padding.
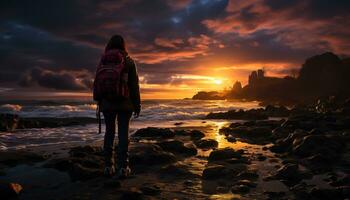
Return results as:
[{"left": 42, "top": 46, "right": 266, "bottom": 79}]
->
[{"left": 93, "top": 49, "right": 129, "bottom": 101}]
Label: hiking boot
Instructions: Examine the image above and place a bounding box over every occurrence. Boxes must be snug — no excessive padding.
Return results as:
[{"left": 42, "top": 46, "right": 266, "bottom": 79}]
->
[
  {"left": 104, "top": 165, "right": 115, "bottom": 177},
  {"left": 116, "top": 167, "right": 131, "bottom": 179}
]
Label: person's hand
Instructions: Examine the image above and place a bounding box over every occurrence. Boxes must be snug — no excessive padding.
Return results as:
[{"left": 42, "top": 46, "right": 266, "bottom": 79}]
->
[{"left": 134, "top": 106, "right": 141, "bottom": 118}]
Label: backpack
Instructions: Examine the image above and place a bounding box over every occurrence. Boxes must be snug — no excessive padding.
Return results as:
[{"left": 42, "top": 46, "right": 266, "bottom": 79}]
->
[{"left": 93, "top": 49, "right": 129, "bottom": 101}]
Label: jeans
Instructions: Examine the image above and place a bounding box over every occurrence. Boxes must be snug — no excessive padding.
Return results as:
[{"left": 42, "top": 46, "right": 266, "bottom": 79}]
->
[{"left": 103, "top": 111, "right": 132, "bottom": 168}]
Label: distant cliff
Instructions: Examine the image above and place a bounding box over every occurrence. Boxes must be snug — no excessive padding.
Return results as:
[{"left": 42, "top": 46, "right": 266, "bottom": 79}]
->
[{"left": 192, "top": 52, "right": 350, "bottom": 104}]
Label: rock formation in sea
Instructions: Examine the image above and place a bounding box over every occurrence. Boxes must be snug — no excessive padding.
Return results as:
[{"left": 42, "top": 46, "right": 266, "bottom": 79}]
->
[{"left": 192, "top": 52, "right": 350, "bottom": 105}]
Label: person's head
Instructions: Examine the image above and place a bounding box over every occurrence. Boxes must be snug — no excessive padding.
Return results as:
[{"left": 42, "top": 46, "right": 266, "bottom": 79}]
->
[{"left": 105, "top": 35, "right": 127, "bottom": 52}]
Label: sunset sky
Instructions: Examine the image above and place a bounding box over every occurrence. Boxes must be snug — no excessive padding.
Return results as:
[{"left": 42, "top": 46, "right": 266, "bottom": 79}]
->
[{"left": 1, "top": 0, "right": 350, "bottom": 99}]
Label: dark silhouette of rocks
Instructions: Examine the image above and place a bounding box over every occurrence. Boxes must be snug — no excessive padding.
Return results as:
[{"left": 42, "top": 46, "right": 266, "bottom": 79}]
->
[
  {"left": 193, "top": 52, "right": 350, "bottom": 104},
  {"left": 0, "top": 114, "right": 96, "bottom": 131},
  {"left": 192, "top": 91, "right": 225, "bottom": 100}
]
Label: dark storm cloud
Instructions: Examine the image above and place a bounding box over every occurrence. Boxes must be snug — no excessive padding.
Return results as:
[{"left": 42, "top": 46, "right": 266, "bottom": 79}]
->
[
  {"left": 0, "top": 0, "right": 349, "bottom": 93},
  {"left": 20, "top": 67, "right": 92, "bottom": 90}
]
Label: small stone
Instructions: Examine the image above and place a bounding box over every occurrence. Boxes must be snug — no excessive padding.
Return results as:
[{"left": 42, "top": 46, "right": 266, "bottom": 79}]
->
[
  {"left": 190, "top": 130, "right": 205, "bottom": 140},
  {"left": 194, "top": 139, "right": 218, "bottom": 149},
  {"left": 140, "top": 184, "right": 161, "bottom": 196},
  {"left": 237, "top": 180, "right": 257, "bottom": 188},
  {"left": 0, "top": 182, "right": 23, "bottom": 199},
  {"left": 216, "top": 186, "right": 229, "bottom": 193},
  {"left": 231, "top": 185, "right": 250, "bottom": 194}
]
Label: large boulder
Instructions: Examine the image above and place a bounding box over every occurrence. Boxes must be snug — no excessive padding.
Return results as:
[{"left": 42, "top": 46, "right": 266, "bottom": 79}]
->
[
  {"left": 264, "top": 105, "right": 290, "bottom": 117},
  {"left": 189, "top": 130, "right": 205, "bottom": 140},
  {"left": 206, "top": 109, "right": 268, "bottom": 120},
  {"left": 293, "top": 135, "right": 346, "bottom": 158},
  {"left": 130, "top": 144, "right": 177, "bottom": 166},
  {"left": 69, "top": 163, "right": 102, "bottom": 181},
  {"left": 220, "top": 126, "right": 272, "bottom": 144},
  {"left": 202, "top": 165, "right": 233, "bottom": 180},
  {"left": 159, "top": 163, "right": 199, "bottom": 178},
  {"left": 157, "top": 140, "right": 197, "bottom": 157},
  {"left": 194, "top": 139, "right": 218, "bottom": 149},
  {"left": 133, "top": 127, "right": 175, "bottom": 138},
  {"left": 208, "top": 148, "right": 242, "bottom": 162},
  {"left": 0, "top": 151, "right": 46, "bottom": 167}
]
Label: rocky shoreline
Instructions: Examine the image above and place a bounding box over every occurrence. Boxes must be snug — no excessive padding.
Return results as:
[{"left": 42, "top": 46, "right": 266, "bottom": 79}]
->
[
  {"left": 0, "top": 114, "right": 97, "bottom": 131},
  {"left": 1, "top": 99, "right": 349, "bottom": 199}
]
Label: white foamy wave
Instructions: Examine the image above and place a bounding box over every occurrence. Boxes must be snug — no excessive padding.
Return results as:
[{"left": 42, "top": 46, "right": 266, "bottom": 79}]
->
[
  {"left": 0, "top": 104, "right": 22, "bottom": 113},
  {"left": 0, "top": 100, "right": 260, "bottom": 120}
]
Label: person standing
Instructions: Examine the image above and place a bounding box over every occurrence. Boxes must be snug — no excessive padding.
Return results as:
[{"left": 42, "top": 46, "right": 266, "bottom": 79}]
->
[{"left": 93, "top": 35, "right": 141, "bottom": 178}]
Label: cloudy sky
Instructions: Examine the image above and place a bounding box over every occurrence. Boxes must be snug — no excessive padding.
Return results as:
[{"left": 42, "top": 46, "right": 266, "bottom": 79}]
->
[{"left": 1, "top": 0, "right": 349, "bottom": 99}]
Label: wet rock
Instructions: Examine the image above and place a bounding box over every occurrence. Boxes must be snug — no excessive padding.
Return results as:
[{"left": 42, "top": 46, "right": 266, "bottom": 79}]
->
[
  {"left": 268, "top": 158, "right": 280, "bottom": 163},
  {"left": 293, "top": 135, "right": 345, "bottom": 158},
  {"left": 330, "top": 174, "right": 350, "bottom": 187},
  {"left": 264, "top": 191, "right": 286, "bottom": 199},
  {"left": 220, "top": 126, "right": 272, "bottom": 144},
  {"left": 119, "top": 187, "right": 144, "bottom": 200},
  {"left": 310, "top": 187, "right": 344, "bottom": 200},
  {"left": 194, "top": 139, "right": 218, "bottom": 149},
  {"left": 257, "top": 154, "right": 267, "bottom": 161},
  {"left": 0, "top": 113, "right": 18, "bottom": 131},
  {"left": 237, "top": 170, "right": 259, "bottom": 180},
  {"left": 231, "top": 184, "right": 250, "bottom": 194},
  {"left": 133, "top": 127, "right": 175, "bottom": 138},
  {"left": 275, "top": 164, "right": 300, "bottom": 180},
  {"left": 103, "top": 180, "right": 121, "bottom": 189},
  {"left": 208, "top": 148, "right": 242, "bottom": 162},
  {"left": 183, "top": 180, "right": 194, "bottom": 186},
  {"left": 69, "top": 163, "right": 101, "bottom": 181},
  {"left": 290, "top": 182, "right": 310, "bottom": 199},
  {"left": 174, "top": 130, "right": 189, "bottom": 136},
  {"left": 0, "top": 151, "right": 46, "bottom": 167},
  {"left": 225, "top": 157, "right": 249, "bottom": 164},
  {"left": 159, "top": 163, "right": 199, "bottom": 178},
  {"left": 0, "top": 182, "right": 23, "bottom": 199},
  {"left": 158, "top": 140, "right": 197, "bottom": 156},
  {"left": 216, "top": 186, "right": 229, "bottom": 193},
  {"left": 264, "top": 105, "right": 290, "bottom": 117},
  {"left": 237, "top": 179, "right": 257, "bottom": 188},
  {"left": 202, "top": 165, "right": 233, "bottom": 180},
  {"left": 69, "top": 145, "right": 103, "bottom": 157},
  {"left": 189, "top": 130, "right": 205, "bottom": 140},
  {"left": 17, "top": 117, "right": 96, "bottom": 129},
  {"left": 206, "top": 109, "right": 268, "bottom": 120},
  {"left": 226, "top": 136, "right": 236, "bottom": 143},
  {"left": 130, "top": 144, "right": 176, "bottom": 166},
  {"left": 43, "top": 158, "right": 73, "bottom": 171},
  {"left": 140, "top": 184, "right": 161, "bottom": 196}
]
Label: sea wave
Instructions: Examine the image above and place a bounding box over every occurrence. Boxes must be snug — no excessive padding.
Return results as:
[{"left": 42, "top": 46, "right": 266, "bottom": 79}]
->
[{"left": 0, "top": 99, "right": 260, "bottom": 121}]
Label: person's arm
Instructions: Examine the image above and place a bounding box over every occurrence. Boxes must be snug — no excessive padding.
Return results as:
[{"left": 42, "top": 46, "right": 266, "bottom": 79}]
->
[{"left": 127, "top": 57, "right": 141, "bottom": 116}]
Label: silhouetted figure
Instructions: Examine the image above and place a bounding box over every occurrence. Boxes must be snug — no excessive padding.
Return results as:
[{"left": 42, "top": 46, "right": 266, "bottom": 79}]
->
[{"left": 93, "top": 35, "right": 141, "bottom": 178}]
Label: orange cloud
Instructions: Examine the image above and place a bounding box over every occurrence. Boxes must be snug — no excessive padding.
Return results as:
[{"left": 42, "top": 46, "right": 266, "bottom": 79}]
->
[
  {"left": 133, "top": 34, "right": 222, "bottom": 64},
  {"left": 154, "top": 37, "right": 184, "bottom": 48}
]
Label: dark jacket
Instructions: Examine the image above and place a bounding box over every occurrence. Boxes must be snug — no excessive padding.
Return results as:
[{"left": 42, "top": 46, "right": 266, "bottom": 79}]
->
[{"left": 97, "top": 51, "right": 141, "bottom": 112}]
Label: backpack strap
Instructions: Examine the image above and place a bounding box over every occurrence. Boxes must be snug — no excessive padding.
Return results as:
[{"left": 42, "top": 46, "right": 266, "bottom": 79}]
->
[{"left": 96, "top": 102, "right": 101, "bottom": 134}]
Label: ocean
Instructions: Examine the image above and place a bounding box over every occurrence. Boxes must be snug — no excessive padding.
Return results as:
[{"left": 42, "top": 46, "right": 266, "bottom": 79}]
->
[{"left": 0, "top": 99, "right": 261, "bottom": 151}]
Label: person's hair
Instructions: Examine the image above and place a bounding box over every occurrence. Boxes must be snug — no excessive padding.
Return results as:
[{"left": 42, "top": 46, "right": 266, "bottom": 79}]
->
[{"left": 105, "top": 35, "right": 127, "bottom": 52}]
